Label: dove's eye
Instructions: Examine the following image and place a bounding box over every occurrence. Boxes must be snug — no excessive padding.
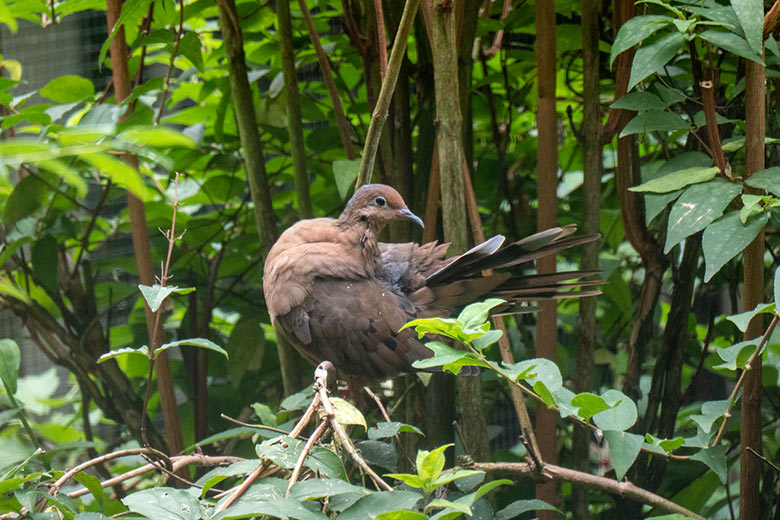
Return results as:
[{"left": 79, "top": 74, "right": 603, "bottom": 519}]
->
[{"left": 374, "top": 196, "right": 387, "bottom": 207}]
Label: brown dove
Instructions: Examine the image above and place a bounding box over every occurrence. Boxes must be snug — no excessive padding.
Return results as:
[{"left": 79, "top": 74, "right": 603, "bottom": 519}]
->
[{"left": 263, "top": 184, "right": 599, "bottom": 379}]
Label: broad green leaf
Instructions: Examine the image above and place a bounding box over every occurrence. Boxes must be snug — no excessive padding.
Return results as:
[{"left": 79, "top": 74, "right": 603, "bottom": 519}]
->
[
  {"left": 384, "top": 472, "right": 425, "bottom": 489},
  {"left": 97, "top": 346, "right": 150, "bottom": 363},
  {"left": 368, "top": 421, "right": 424, "bottom": 440},
  {"left": 355, "top": 440, "right": 398, "bottom": 472},
  {"left": 329, "top": 397, "right": 367, "bottom": 430},
  {"left": 251, "top": 403, "right": 277, "bottom": 427},
  {"left": 212, "top": 497, "right": 327, "bottom": 520},
  {"left": 690, "top": 400, "right": 729, "bottom": 434},
  {"left": 457, "top": 298, "right": 505, "bottom": 328},
  {"left": 0, "top": 339, "right": 21, "bottom": 394},
  {"left": 609, "top": 91, "right": 667, "bottom": 111},
  {"left": 73, "top": 472, "right": 103, "bottom": 508},
  {"left": 714, "top": 338, "right": 760, "bottom": 370},
  {"left": 333, "top": 159, "right": 361, "bottom": 199},
  {"left": 31, "top": 235, "right": 58, "bottom": 293},
  {"left": 3, "top": 175, "right": 48, "bottom": 226},
  {"left": 628, "top": 32, "right": 685, "bottom": 91},
  {"left": 0, "top": 237, "right": 31, "bottom": 269},
  {"left": 40, "top": 75, "right": 94, "bottom": 103},
  {"left": 775, "top": 266, "right": 780, "bottom": 308},
  {"left": 402, "top": 317, "right": 461, "bottom": 338},
  {"left": 503, "top": 358, "right": 563, "bottom": 395},
  {"left": 699, "top": 29, "right": 763, "bottom": 65},
  {"left": 745, "top": 167, "right": 780, "bottom": 196},
  {"left": 703, "top": 211, "right": 769, "bottom": 281},
  {"left": 496, "top": 499, "right": 559, "bottom": 520},
  {"left": 593, "top": 389, "right": 638, "bottom": 431},
  {"left": 74, "top": 514, "right": 112, "bottom": 520},
  {"left": 664, "top": 178, "right": 742, "bottom": 253},
  {"left": 604, "top": 430, "right": 644, "bottom": 480},
  {"left": 122, "top": 487, "right": 203, "bottom": 520},
  {"left": 0, "top": 276, "right": 31, "bottom": 303},
  {"left": 431, "top": 469, "right": 484, "bottom": 489},
  {"left": 425, "top": 498, "right": 472, "bottom": 515},
  {"left": 81, "top": 152, "right": 150, "bottom": 201},
  {"left": 727, "top": 303, "right": 775, "bottom": 332},
  {"left": 178, "top": 31, "right": 204, "bottom": 72},
  {"left": 730, "top": 0, "right": 763, "bottom": 55},
  {"left": 377, "top": 511, "right": 427, "bottom": 520},
  {"left": 412, "top": 341, "right": 489, "bottom": 375},
  {"left": 417, "top": 444, "right": 451, "bottom": 490},
  {"left": 571, "top": 392, "right": 610, "bottom": 421},
  {"left": 610, "top": 15, "right": 673, "bottom": 68},
  {"left": 117, "top": 126, "right": 197, "bottom": 148},
  {"left": 690, "top": 445, "right": 728, "bottom": 484},
  {"left": 156, "top": 338, "right": 228, "bottom": 358},
  {"left": 338, "top": 491, "right": 423, "bottom": 520},
  {"left": 472, "top": 329, "right": 503, "bottom": 351},
  {"left": 288, "top": 478, "right": 368, "bottom": 501},
  {"left": 38, "top": 159, "right": 88, "bottom": 198},
  {"left": 139, "top": 284, "right": 195, "bottom": 312},
  {"left": 645, "top": 434, "right": 684, "bottom": 453},
  {"left": 620, "top": 110, "right": 690, "bottom": 137}
]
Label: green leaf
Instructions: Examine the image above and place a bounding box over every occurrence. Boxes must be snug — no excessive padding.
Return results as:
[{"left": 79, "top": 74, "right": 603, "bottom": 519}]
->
[
  {"left": 417, "top": 444, "right": 451, "bottom": 490},
  {"left": 472, "top": 329, "right": 503, "bottom": 351},
  {"left": 503, "top": 358, "right": 563, "bottom": 395},
  {"left": 714, "top": 338, "right": 760, "bottom": 370},
  {"left": 178, "top": 31, "right": 204, "bottom": 72},
  {"left": 593, "top": 389, "right": 638, "bottom": 431},
  {"left": 431, "top": 469, "right": 484, "bottom": 489},
  {"left": 251, "top": 403, "right": 277, "bottom": 427},
  {"left": 620, "top": 110, "right": 690, "bottom": 137},
  {"left": 329, "top": 396, "right": 367, "bottom": 430},
  {"left": 384, "top": 472, "right": 425, "bottom": 489},
  {"left": 402, "top": 317, "right": 461, "bottom": 338},
  {"left": 338, "top": 491, "right": 423, "bottom": 520},
  {"left": 690, "top": 445, "right": 728, "bottom": 484},
  {"left": 664, "top": 178, "right": 742, "bottom": 253},
  {"left": 775, "top": 266, "right": 780, "bottom": 308},
  {"left": 571, "top": 392, "right": 610, "bottom": 421},
  {"left": 604, "top": 430, "right": 644, "bottom": 481},
  {"left": 703, "top": 211, "right": 769, "bottom": 281},
  {"left": 3, "top": 175, "right": 48, "bottom": 226},
  {"left": 38, "top": 159, "right": 88, "bottom": 198},
  {"left": 40, "top": 75, "right": 94, "bottom": 103},
  {"left": 31, "top": 235, "right": 58, "bottom": 293},
  {"left": 139, "top": 284, "right": 195, "bottom": 312},
  {"left": 333, "top": 159, "right": 361, "bottom": 199},
  {"left": 377, "top": 511, "right": 428, "bottom": 520},
  {"left": 97, "top": 346, "right": 150, "bottom": 363},
  {"left": 288, "top": 478, "right": 368, "bottom": 501},
  {"left": 610, "top": 15, "right": 672, "bottom": 68},
  {"left": 411, "top": 341, "right": 489, "bottom": 375},
  {"left": 74, "top": 472, "right": 103, "bottom": 508},
  {"left": 727, "top": 303, "right": 776, "bottom": 332},
  {"left": 212, "top": 497, "right": 328, "bottom": 520},
  {"left": 698, "top": 29, "right": 763, "bottom": 65},
  {"left": 728, "top": 0, "right": 765, "bottom": 52},
  {"left": 457, "top": 298, "right": 505, "bottom": 328},
  {"left": 81, "top": 152, "right": 150, "bottom": 201},
  {"left": 117, "top": 126, "right": 197, "bottom": 148},
  {"left": 628, "top": 31, "right": 685, "bottom": 91},
  {"left": 496, "top": 499, "right": 559, "bottom": 520},
  {"left": 99, "top": 0, "right": 155, "bottom": 68},
  {"left": 745, "top": 167, "right": 780, "bottom": 196},
  {"left": 645, "top": 434, "right": 684, "bottom": 453},
  {"left": 122, "top": 487, "right": 203, "bottom": 520},
  {"left": 368, "top": 421, "right": 424, "bottom": 440},
  {"left": 157, "top": 338, "right": 229, "bottom": 359},
  {"left": 609, "top": 91, "right": 668, "bottom": 111},
  {"left": 425, "top": 498, "right": 472, "bottom": 515},
  {"left": 0, "top": 339, "right": 21, "bottom": 395},
  {"left": 690, "top": 400, "right": 729, "bottom": 434}
]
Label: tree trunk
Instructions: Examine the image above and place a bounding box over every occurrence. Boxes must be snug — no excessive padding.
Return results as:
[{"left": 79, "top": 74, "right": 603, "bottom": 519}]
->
[
  {"left": 535, "top": 1, "right": 559, "bottom": 516},
  {"left": 572, "top": 0, "right": 602, "bottom": 517}
]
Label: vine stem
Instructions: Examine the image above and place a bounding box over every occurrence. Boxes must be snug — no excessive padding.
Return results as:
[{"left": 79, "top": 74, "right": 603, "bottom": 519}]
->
[{"left": 711, "top": 313, "right": 779, "bottom": 447}]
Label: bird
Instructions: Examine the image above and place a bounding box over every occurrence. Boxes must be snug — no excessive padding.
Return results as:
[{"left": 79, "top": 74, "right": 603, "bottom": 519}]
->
[{"left": 263, "top": 184, "right": 600, "bottom": 379}]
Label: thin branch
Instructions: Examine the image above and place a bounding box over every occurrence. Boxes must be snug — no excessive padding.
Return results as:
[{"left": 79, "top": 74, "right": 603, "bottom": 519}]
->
[
  {"left": 155, "top": 0, "right": 185, "bottom": 125},
  {"left": 372, "top": 0, "right": 388, "bottom": 78},
  {"left": 285, "top": 419, "right": 329, "bottom": 497}
]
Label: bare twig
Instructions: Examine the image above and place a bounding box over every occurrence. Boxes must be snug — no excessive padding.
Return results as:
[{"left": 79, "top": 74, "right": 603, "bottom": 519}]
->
[
  {"left": 285, "top": 419, "right": 329, "bottom": 497},
  {"left": 50, "top": 448, "right": 162, "bottom": 496},
  {"left": 155, "top": 0, "right": 185, "bottom": 124},
  {"left": 220, "top": 413, "right": 300, "bottom": 437}
]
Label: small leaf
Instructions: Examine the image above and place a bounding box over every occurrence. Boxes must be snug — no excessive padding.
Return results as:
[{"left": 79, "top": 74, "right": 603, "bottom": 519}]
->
[
  {"left": 571, "top": 392, "right": 611, "bottom": 421},
  {"left": 251, "top": 403, "right": 277, "bottom": 427},
  {"left": 631, "top": 166, "right": 718, "bottom": 194},
  {"left": 384, "top": 473, "right": 425, "bottom": 489},
  {"left": 138, "top": 284, "right": 195, "bottom": 312},
  {"left": 664, "top": 179, "right": 742, "bottom": 253},
  {"left": 412, "top": 341, "right": 489, "bottom": 375},
  {"left": 699, "top": 29, "right": 763, "bottom": 65},
  {"left": 457, "top": 298, "right": 505, "bottom": 328},
  {"left": 496, "top": 499, "right": 559, "bottom": 520},
  {"left": 122, "top": 487, "right": 203, "bottom": 520},
  {"left": 620, "top": 110, "right": 690, "bottom": 137},
  {"left": 609, "top": 15, "right": 672, "bottom": 68},
  {"left": 690, "top": 445, "right": 728, "bottom": 484},
  {"left": 82, "top": 152, "right": 150, "bottom": 201},
  {"left": 703, "top": 212, "right": 769, "bottom": 281},
  {"left": 157, "top": 338, "right": 229, "bottom": 359},
  {"left": 604, "top": 430, "right": 644, "bottom": 480},
  {"left": 0, "top": 339, "right": 21, "bottom": 394},
  {"left": 117, "top": 126, "right": 197, "bottom": 148},
  {"left": 503, "top": 358, "right": 563, "bottom": 394},
  {"left": 628, "top": 31, "right": 685, "bottom": 91},
  {"left": 31, "top": 235, "right": 58, "bottom": 293},
  {"left": 431, "top": 469, "right": 484, "bottom": 489},
  {"left": 417, "top": 444, "right": 451, "bottom": 490},
  {"left": 337, "top": 491, "right": 423, "bottom": 520},
  {"left": 73, "top": 472, "right": 103, "bottom": 508},
  {"left": 328, "top": 397, "right": 367, "bottom": 430},
  {"left": 690, "top": 400, "right": 729, "bottom": 434},
  {"left": 727, "top": 303, "right": 776, "bottom": 332},
  {"left": 714, "top": 339, "right": 760, "bottom": 370},
  {"left": 425, "top": 498, "right": 472, "bottom": 515},
  {"left": 775, "top": 266, "right": 780, "bottom": 309},
  {"left": 3, "top": 175, "right": 48, "bottom": 226},
  {"left": 40, "top": 75, "right": 94, "bottom": 103},
  {"left": 333, "top": 159, "right": 361, "bottom": 199},
  {"left": 377, "top": 511, "right": 428, "bottom": 520},
  {"left": 97, "top": 346, "right": 151, "bottom": 363},
  {"left": 368, "top": 421, "right": 424, "bottom": 440},
  {"left": 178, "top": 31, "right": 204, "bottom": 72},
  {"left": 472, "top": 329, "right": 503, "bottom": 351}
]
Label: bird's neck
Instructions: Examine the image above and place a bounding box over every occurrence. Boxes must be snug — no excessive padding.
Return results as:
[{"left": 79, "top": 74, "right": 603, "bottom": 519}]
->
[{"left": 337, "top": 216, "right": 383, "bottom": 274}]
